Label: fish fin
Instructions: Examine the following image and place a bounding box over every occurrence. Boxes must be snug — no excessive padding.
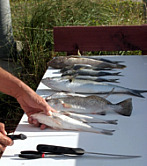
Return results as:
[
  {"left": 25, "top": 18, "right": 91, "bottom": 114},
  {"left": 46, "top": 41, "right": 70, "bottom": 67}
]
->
[
  {"left": 97, "top": 111, "right": 106, "bottom": 115},
  {"left": 101, "top": 131, "right": 113, "bottom": 135},
  {"left": 94, "top": 128, "right": 115, "bottom": 135},
  {"left": 105, "top": 120, "right": 118, "bottom": 125},
  {"left": 107, "top": 79, "right": 119, "bottom": 83},
  {"left": 111, "top": 72, "right": 121, "bottom": 76},
  {"left": 103, "top": 88, "right": 115, "bottom": 98},
  {"left": 129, "top": 89, "right": 147, "bottom": 98},
  {"left": 116, "top": 64, "right": 126, "bottom": 69},
  {"left": 62, "top": 103, "right": 72, "bottom": 108},
  {"left": 77, "top": 126, "right": 114, "bottom": 135},
  {"left": 115, "top": 98, "right": 132, "bottom": 116}
]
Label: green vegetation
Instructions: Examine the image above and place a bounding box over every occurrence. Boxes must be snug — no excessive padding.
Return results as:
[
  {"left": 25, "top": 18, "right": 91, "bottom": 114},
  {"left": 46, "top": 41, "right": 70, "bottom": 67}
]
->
[{"left": 0, "top": 0, "right": 146, "bottom": 132}]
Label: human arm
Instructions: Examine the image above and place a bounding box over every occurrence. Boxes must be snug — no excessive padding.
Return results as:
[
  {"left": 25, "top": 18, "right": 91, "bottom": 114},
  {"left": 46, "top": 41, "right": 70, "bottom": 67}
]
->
[
  {"left": 0, "top": 67, "right": 57, "bottom": 153},
  {"left": 0, "top": 67, "right": 57, "bottom": 151},
  {"left": 0, "top": 67, "right": 55, "bottom": 116}
]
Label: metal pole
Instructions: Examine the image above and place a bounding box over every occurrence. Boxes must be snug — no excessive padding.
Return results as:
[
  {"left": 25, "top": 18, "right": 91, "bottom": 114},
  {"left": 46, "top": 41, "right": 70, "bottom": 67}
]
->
[{"left": 0, "top": 0, "right": 16, "bottom": 58}]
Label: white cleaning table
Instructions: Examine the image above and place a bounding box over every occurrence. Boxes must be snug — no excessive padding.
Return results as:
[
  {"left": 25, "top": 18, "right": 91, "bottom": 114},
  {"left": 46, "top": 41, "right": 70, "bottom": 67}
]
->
[{"left": 1, "top": 55, "right": 147, "bottom": 166}]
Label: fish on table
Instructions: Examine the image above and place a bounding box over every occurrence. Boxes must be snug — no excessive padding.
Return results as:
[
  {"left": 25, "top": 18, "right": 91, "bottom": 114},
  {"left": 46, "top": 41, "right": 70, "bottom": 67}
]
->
[
  {"left": 60, "top": 64, "right": 113, "bottom": 72},
  {"left": 31, "top": 112, "right": 114, "bottom": 135},
  {"left": 45, "top": 94, "right": 132, "bottom": 116},
  {"left": 51, "top": 75, "right": 119, "bottom": 83},
  {"left": 71, "top": 75, "right": 119, "bottom": 83},
  {"left": 78, "top": 56, "right": 124, "bottom": 64},
  {"left": 48, "top": 56, "right": 126, "bottom": 69},
  {"left": 41, "top": 77, "right": 147, "bottom": 98},
  {"left": 61, "top": 68, "right": 121, "bottom": 77}
]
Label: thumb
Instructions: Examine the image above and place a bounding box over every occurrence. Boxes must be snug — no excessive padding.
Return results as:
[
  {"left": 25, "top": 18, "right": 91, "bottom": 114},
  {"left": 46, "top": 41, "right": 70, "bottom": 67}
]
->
[
  {"left": 0, "top": 123, "right": 7, "bottom": 135},
  {"left": 42, "top": 104, "right": 53, "bottom": 116}
]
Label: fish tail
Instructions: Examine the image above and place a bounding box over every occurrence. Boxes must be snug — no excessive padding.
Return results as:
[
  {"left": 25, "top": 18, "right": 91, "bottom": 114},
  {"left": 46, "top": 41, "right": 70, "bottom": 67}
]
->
[
  {"left": 105, "top": 79, "right": 119, "bottom": 83},
  {"left": 115, "top": 64, "right": 126, "bottom": 69},
  {"left": 105, "top": 120, "right": 118, "bottom": 125},
  {"left": 115, "top": 98, "right": 132, "bottom": 116},
  {"left": 111, "top": 72, "right": 121, "bottom": 76},
  {"left": 89, "top": 127, "right": 115, "bottom": 135},
  {"left": 100, "top": 129, "right": 115, "bottom": 135},
  {"left": 129, "top": 89, "right": 147, "bottom": 98},
  {"left": 101, "top": 130, "right": 114, "bottom": 135}
]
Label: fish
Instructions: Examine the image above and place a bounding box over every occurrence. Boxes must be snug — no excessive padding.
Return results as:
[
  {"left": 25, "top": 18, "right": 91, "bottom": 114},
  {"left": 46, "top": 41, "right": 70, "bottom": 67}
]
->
[
  {"left": 31, "top": 112, "right": 114, "bottom": 135},
  {"left": 48, "top": 56, "right": 126, "bottom": 69},
  {"left": 61, "top": 112, "right": 118, "bottom": 124},
  {"left": 79, "top": 56, "right": 124, "bottom": 64},
  {"left": 50, "top": 76, "right": 119, "bottom": 83},
  {"left": 62, "top": 68, "right": 121, "bottom": 77},
  {"left": 46, "top": 92, "right": 86, "bottom": 100},
  {"left": 60, "top": 64, "right": 113, "bottom": 72},
  {"left": 45, "top": 95, "right": 132, "bottom": 116},
  {"left": 41, "top": 77, "right": 147, "bottom": 98},
  {"left": 72, "top": 75, "right": 119, "bottom": 83}
]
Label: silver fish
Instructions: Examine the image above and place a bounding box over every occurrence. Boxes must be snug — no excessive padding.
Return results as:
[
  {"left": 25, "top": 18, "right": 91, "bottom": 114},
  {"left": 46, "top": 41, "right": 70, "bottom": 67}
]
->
[
  {"left": 31, "top": 113, "right": 114, "bottom": 135},
  {"left": 48, "top": 56, "right": 126, "bottom": 69},
  {"left": 42, "top": 77, "right": 147, "bottom": 98},
  {"left": 62, "top": 68, "right": 121, "bottom": 77},
  {"left": 73, "top": 75, "right": 119, "bottom": 83},
  {"left": 61, "top": 112, "right": 118, "bottom": 124},
  {"left": 45, "top": 95, "right": 132, "bottom": 116},
  {"left": 45, "top": 92, "right": 87, "bottom": 100},
  {"left": 51, "top": 75, "right": 119, "bottom": 83}
]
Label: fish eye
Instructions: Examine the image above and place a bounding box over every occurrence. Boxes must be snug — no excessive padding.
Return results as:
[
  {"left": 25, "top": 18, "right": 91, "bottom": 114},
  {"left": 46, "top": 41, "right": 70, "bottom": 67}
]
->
[{"left": 69, "top": 78, "right": 72, "bottom": 82}]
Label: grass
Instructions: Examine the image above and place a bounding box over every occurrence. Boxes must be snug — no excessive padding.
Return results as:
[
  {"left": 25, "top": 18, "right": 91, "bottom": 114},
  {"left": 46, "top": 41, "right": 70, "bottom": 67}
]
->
[
  {"left": 11, "top": 0, "right": 145, "bottom": 83},
  {"left": 0, "top": 0, "right": 146, "bottom": 133}
]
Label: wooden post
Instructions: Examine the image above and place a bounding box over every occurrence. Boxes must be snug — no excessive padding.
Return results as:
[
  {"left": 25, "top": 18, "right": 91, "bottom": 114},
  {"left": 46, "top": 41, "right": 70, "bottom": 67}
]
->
[{"left": 0, "top": 0, "right": 16, "bottom": 58}]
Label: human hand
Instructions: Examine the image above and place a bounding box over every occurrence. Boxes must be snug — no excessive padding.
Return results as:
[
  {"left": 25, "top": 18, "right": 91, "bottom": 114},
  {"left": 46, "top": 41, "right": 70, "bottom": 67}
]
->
[
  {"left": 16, "top": 87, "right": 56, "bottom": 130},
  {"left": 0, "top": 123, "right": 13, "bottom": 154}
]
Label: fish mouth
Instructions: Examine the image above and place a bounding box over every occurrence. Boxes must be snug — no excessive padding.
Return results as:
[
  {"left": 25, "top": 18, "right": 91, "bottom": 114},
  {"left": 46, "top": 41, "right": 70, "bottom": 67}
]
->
[{"left": 41, "top": 78, "right": 55, "bottom": 88}]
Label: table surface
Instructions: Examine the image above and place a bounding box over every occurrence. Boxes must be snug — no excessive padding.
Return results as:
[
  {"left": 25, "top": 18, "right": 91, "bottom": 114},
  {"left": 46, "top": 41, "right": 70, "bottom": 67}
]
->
[{"left": 1, "top": 55, "right": 147, "bottom": 166}]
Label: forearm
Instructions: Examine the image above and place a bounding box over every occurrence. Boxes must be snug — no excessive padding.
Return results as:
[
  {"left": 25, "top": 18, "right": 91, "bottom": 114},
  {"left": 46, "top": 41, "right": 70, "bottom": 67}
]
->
[{"left": 0, "top": 67, "right": 32, "bottom": 99}]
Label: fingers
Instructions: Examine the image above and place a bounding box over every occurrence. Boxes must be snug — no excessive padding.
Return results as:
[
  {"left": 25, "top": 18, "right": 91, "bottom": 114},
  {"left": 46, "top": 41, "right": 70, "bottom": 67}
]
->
[
  {"left": 0, "top": 123, "right": 7, "bottom": 135},
  {"left": 40, "top": 124, "right": 47, "bottom": 130},
  {"left": 28, "top": 117, "right": 48, "bottom": 130},
  {"left": 0, "top": 133, "right": 13, "bottom": 146},
  {"left": 43, "top": 102, "right": 57, "bottom": 116},
  {"left": 0, "top": 123, "right": 13, "bottom": 153},
  {"left": 28, "top": 117, "right": 40, "bottom": 127},
  {"left": 39, "top": 96, "right": 57, "bottom": 115}
]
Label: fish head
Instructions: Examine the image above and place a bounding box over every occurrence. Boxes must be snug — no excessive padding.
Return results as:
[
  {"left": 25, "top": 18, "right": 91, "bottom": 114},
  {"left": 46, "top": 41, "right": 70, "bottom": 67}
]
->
[
  {"left": 41, "top": 77, "right": 62, "bottom": 86},
  {"left": 46, "top": 98, "right": 60, "bottom": 105},
  {"left": 42, "top": 77, "right": 71, "bottom": 91},
  {"left": 41, "top": 77, "right": 52, "bottom": 87},
  {"left": 48, "top": 56, "right": 67, "bottom": 69}
]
